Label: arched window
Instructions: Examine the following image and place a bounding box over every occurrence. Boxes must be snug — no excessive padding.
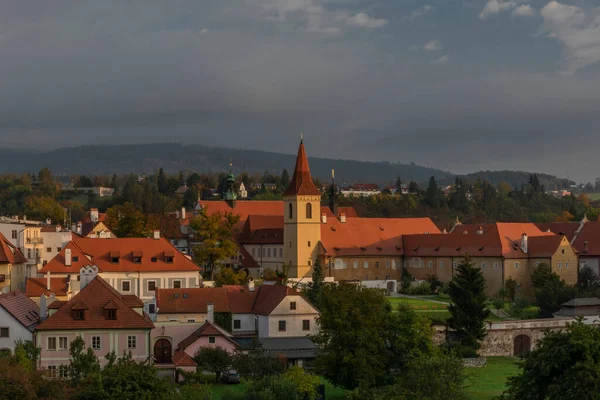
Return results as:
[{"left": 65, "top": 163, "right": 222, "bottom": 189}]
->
[
  {"left": 288, "top": 203, "right": 293, "bottom": 219},
  {"left": 306, "top": 203, "right": 312, "bottom": 219}
]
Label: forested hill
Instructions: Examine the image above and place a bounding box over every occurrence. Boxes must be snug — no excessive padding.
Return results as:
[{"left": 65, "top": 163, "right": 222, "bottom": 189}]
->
[
  {"left": 0, "top": 143, "right": 450, "bottom": 184},
  {"left": 453, "top": 170, "right": 574, "bottom": 191},
  {"left": 0, "top": 143, "right": 574, "bottom": 189}
]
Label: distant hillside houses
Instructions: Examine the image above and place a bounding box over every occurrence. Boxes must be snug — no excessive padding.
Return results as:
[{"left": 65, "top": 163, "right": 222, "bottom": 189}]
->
[{"left": 340, "top": 183, "right": 381, "bottom": 197}]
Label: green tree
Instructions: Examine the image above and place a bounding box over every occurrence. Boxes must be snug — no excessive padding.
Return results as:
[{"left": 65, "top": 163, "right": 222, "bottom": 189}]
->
[
  {"left": 24, "top": 196, "right": 64, "bottom": 224},
  {"left": 424, "top": 176, "right": 444, "bottom": 208},
  {"left": 408, "top": 180, "right": 419, "bottom": 194},
  {"left": 447, "top": 257, "right": 490, "bottom": 351},
  {"left": 532, "top": 263, "right": 576, "bottom": 318},
  {"left": 68, "top": 336, "right": 101, "bottom": 384},
  {"left": 501, "top": 320, "right": 600, "bottom": 400},
  {"left": 305, "top": 259, "right": 324, "bottom": 308},
  {"left": 105, "top": 202, "right": 150, "bottom": 238},
  {"left": 213, "top": 267, "right": 248, "bottom": 287},
  {"left": 191, "top": 209, "right": 241, "bottom": 280},
  {"left": 280, "top": 169, "right": 290, "bottom": 190},
  {"left": 193, "top": 347, "right": 232, "bottom": 382},
  {"left": 100, "top": 352, "right": 174, "bottom": 400},
  {"left": 157, "top": 168, "right": 168, "bottom": 195},
  {"left": 283, "top": 366, "right": 320, "bottom": 400},
  {"left": 395, "top": 177, "right": 402, "bottom": 194},
  {"left": 232, "top": 343, "right": 285, "bottom": 379}
]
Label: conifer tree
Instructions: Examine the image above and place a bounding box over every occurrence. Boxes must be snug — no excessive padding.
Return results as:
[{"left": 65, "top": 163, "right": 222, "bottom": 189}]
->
[
  {"left": 447, "top": 257, "right": 490, "bottom": 350},
  {"left": 306, "top": 259, "right": 324, "bottom": 308}
]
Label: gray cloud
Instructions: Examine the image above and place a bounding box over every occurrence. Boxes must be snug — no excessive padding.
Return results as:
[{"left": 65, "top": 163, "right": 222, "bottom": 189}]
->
[{"left": 0, "top": 1, "right": 599, "bottom": 182}]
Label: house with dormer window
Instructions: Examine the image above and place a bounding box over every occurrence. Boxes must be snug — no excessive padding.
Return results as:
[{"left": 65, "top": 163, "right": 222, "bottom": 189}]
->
[
  {"left": 35, "top": 267, "right": 154, "bottom": 371},
  {"left": 38, "top": 235, "right": 202, "bottom": 306}
]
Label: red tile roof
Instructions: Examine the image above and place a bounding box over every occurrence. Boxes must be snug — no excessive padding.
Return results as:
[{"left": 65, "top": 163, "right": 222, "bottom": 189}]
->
[
  {"left": 173, "top": 349, "right": 197, "bottom": 367},
  {"left": 238, "top": 215, "right": 284, "bottom": 244},
  {"left": 36, "top": 276, "right": 153, "bottom": 331},
  {"left": 177, "top": 321, "right": 238, "bottom": 350},
  {"left": 226, "top": 288, "right": 257, "bottom": 314},
  {"left": 252, "top": 284, "right": 301, "bottom": 316},
  {"left": 321, "top": 217, "right": 440, "bottom": 256},
  {"left": 404, "top": 231, "right": 503, "bottom": 258},
  {"left": 0, "top": 232, "right": 27, "bottom": 264},
  {"left": 573, "top": 222, "right": 600, "bottom": 256},
  {"left": 283, "top": 141, "right": 321, "bottom": 196},
  {"left": 156, "top": 288, "right": 230, "bottom": 314},
  {"left": 25, "top": 277, "right": 69, "bottom": 298},
  {"left": 321, "top": 206, "right": 358, "bottom": 218},
  {"left": 534, "top": 222, "right": 580, "bottom": 242},
  {"left": 40, "top": 237, "right": 200, "bottom": 273},
  {"left": 238, "top": 245, "right": 259, "bottom": 268},
  {"left": 197, "top": 200, "right": 284, "bottom": 223},
  {"left": 528, "top": 235, "right": 566, "bottom": 258},
  {"left": 0, "top": 291, "right": 40, "bottom": 329}
]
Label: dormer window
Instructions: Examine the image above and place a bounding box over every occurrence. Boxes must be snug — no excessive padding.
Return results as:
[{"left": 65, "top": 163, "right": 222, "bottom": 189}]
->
[
  {"left": 72, "top": 256, "right": 79, "bottom": 262},
  {"left": 73, "top": 310, "right": 85, "bottom": 320},
  {"left": 151, "top": 257, "right": 157, "bottom": 262},
  {"left": 133, "top": 250, "right": 143, "bottom": 264},
  {"left": 110, "top": 250, "right": 120, "bottom": 264},
  {"left": 106, "top": 309, "right": 117, "bottom": 320},
  {"left": 165, "top": 256, "right": 174, "bottom": 263}
]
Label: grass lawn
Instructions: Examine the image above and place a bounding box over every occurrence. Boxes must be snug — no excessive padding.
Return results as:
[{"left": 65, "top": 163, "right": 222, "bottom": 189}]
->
[
  {"left": 464, "top": 357, "right": 520, "bottom": 399},
  {"left": 207, "top": 376, "right": 345, "bottom": 399},
  {"left": 388, "top": 297, "right": 448, "bottom": 310}
]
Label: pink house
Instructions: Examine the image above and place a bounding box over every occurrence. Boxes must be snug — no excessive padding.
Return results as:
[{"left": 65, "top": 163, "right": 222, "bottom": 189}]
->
[{"left": 34, "top": 268, "right": 154, "bottom": 375}]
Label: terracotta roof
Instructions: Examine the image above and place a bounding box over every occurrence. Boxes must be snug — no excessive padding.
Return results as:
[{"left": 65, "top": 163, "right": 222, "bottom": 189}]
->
[
  {"left": 404, "top": 231, "right": 503, "bottom": 257},
  {"left": 253, "top": 284, "right": 301, "bottom": 316},
  {"left": 283, "top": 141, "right": 321, "bottom": 197},
  {"left": 122, "top": 295, "right": 144, "bottom": 308},
  {"left": 197, "top": 200, "right": 284, "bottom": 224},
  {"left": 449, "top": 223, "right": 554, "bottom": 258},
  {"left": 36, "top": 276, "right": 153, "bottom": 331},
  {"left": 321, "top": 217, "right": 440, "bottom": 256},
  {"left": 177, "top": 321, "right": 238, "bottom": 350},
  {"left": 40, "top": 237, "right": 200, "bottom": 273},
  {"left": 173, "top": 349, "right": 197, "bottom": 367},
  {"left": 321, "top": 206, "right": 358, "bottom": 219},
  {"left": 156, "top": 288, "right": 230, "bottom": 314},
  {"left": 238, "top": 215, "right": 284, "bottom": 244},
  {"left": 48, "top": 301, "right": 66, "bottom": 309},
  {"left": 573, "top": 222, "right": 600, "bottom": 255},
  {"left": 534, "top": 222, "right": 580, "bottom": 242},
  {"left": 347, "top": 183, "right": 379, "bottom": 191},
  {"left": 0, "top": 291, "right": 40, "bottom": 329},
  {"left": 25, "top": 277, "right": 69, "bottom": 297},
  {"left": 0, "top": 232, "right": 27, "bottom": 264},
  {"left": 527, "top": 235, "right": 566, "bottom": 258},
  {"left": 226, "top": 288, "right": 257, "bottom": 314},
  {"left": 238, "top": 245, "right": 259, "bottom": 268}
]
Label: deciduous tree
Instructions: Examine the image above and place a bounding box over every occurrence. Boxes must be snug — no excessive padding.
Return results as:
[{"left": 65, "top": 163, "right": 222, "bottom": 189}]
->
[{"left": 193, "top": 347, "right": 232, "bottom": 382}]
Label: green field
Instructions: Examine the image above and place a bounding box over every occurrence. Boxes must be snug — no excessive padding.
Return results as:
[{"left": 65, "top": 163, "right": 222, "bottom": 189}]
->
[
  {"left": 387, "top": 296, "right": 448, "bottom": 310},
  {"left": 464, "top": 357, "right": 520, "bottom": 399}
]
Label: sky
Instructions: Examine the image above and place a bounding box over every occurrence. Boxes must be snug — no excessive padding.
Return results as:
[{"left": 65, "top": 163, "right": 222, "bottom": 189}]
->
[{"left": 1, "top": 1, "right": 600, "bottom": 182}]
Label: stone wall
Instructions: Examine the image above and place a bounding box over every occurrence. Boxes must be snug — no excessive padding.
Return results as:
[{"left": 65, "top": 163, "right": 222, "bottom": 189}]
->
[{"left": 432, "top": 318, "right": 595, "bottom": 357}]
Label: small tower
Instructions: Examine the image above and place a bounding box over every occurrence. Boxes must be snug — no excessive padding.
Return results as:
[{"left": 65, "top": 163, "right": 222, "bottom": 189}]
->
[
  {"left": 223, "top": 161, "right": 237, "bottom": 206},
  {"left": 283, "top": 138, "right": 322, "bottom": 278}
]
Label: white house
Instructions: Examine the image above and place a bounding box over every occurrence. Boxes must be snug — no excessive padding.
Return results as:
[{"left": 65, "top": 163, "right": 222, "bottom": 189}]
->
[{"left": 0, "top": 291, "right": 41, "bottom": 353}]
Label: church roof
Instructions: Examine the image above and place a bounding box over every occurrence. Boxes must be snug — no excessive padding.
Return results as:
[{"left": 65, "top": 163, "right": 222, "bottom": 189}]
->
[{"left": 283, "top": 141, "right": 321, "bottom": 197}]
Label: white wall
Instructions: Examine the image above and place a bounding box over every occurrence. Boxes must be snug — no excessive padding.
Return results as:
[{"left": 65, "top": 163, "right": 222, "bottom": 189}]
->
[
  {"left": 0, "top": 222, "right": 24, "bottom": 247},
  {"left": 232, "top": 313, "right": 255, "bottom": 333},
  {"left": 41, "top": 231, "right": 72, "bottom": 267},
  {"left": 261, "top": 296, "right": 318, "bottom": 338},
  {"left": 0, "top": 308, "right": 33, "bottom": 353},
  {"left": 257, "top": 315, "right": 270, "bottom": 338}
]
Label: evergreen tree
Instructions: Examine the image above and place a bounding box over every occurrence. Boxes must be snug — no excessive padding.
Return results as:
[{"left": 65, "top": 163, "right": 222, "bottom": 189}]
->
[
  {"left": 447, "top": 257, "right": 490, "bottom": 350},
  {"left": 425, "top": 176, "right": 444, "bottom": 208},
  {"left": 408, "top": 180, "right": 419, "bottom": 194},
  {"left": 395, "top": 177, "right": 402, "bottom": 194},
  {"left": 306, "top": 259, "right": 324, "bottom": 308},
  {"left": 281, "top": 169, "right": 290, "bottom": 189},
  {"left": 157, "top": 167, "right": 167, "bottom": 195}
]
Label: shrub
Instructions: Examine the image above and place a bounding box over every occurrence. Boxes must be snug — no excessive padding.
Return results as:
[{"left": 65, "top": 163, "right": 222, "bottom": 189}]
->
[
  {"left": 405, "top": 281, "right": 431, "bottom": 295},
  {"left": 426, "top": 274, "right": 443, "bottom": 293}
]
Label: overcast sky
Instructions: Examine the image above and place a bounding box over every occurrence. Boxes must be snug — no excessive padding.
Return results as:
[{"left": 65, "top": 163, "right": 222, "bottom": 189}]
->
[{"left": 1, "top": 1, "right": 599, "bottom": 181}]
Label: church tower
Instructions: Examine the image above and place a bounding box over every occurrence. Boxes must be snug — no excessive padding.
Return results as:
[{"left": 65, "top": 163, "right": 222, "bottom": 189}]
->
[{"left": 283, "top": 139, "right": 322, "bottom": 278}]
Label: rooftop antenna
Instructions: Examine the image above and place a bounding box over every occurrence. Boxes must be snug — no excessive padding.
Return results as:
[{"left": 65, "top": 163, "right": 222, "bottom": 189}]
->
[{"left": 300, "top": 132, "right": 303, "bottom": 143}]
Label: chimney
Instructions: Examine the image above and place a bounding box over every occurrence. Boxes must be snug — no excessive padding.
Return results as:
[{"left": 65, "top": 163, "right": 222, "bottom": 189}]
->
[
  {"left": 46, "top": 271, "right": 51, "bottom": 291},
  {"left": 40, "top": 294, "right": 47, "bottom": 321},
  {"left": 206, "top": 302, "right": 214, "bottom": 323},
  {"left": 76, "top": 221, "right": 82, "bottom": 235},
  {"left": 248, "top": 278, "right": 255, "bottom": 292},
  {"left": 65, "top": 248, "right": 72, "bottom": 266},
  {"left": 476, "top": 226, "right": 483, "bottom": 235},
  {"left": 153, "top": 230, "right": 160, "bottom": 240},
  {"left": 521, "top": 233, "right": 528, "bottom": 254},
  {"left": 321, "top": 213, "right": 327, "bottom": 224},
  {"left": 340, "top": 213, "right": 346, "bottom": 223},
  {"left": 79, "top": 265, "right": 99, "bottom": 290},
  {"left": 71, "top": 223, "right": 77, "bottom": 232},
  {"left": 90, "top": 208, "right": 99, "bottom": 223},
  {"left": 181, "top": 207, "right": 186, "bottom": 220}
]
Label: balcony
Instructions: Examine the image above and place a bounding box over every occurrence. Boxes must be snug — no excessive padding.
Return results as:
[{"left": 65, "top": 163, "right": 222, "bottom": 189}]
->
[{"left": 26, "top": 237, "right": 44, "bottom": 245}]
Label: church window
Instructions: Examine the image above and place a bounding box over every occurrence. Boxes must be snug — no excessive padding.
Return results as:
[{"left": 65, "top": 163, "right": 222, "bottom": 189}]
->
[
  {"left": 308, "top": 241, "right": 311, "bottom": 247},
  {"left": 306, "top": 203, "right": 312, "bottom": 219},
  {"left": 289, "top": 203, "right": 293, "bottom": 219}
]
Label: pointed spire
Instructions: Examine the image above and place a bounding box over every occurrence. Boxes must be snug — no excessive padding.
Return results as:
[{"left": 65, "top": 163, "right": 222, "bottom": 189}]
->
[{"left": 283, "top": 139, "right": 321, "bottom": 196}]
